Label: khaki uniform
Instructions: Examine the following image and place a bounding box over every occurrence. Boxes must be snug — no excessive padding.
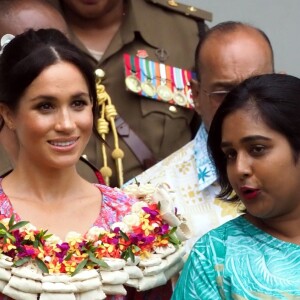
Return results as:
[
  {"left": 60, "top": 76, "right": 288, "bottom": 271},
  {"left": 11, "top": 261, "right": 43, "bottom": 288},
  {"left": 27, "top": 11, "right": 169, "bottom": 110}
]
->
[{"left": 0, "top": 0, "right": 212, "bottom": 186}]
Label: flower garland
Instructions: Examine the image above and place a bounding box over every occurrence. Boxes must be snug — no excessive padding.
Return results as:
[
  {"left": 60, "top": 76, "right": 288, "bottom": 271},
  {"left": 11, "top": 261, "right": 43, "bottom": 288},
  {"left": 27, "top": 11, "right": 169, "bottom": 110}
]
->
[
  {"left": 0, "top": 184, "right": 187, "bottom": 277},
  {"left": 0, "top": 183, "right": 191, "bottom": 298}
]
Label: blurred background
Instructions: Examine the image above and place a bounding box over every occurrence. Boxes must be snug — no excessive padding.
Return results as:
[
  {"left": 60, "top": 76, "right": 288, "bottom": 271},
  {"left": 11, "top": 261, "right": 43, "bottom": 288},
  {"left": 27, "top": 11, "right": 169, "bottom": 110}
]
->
[{"left": 180, "top": 0, "right": 300, "bottom": 77}]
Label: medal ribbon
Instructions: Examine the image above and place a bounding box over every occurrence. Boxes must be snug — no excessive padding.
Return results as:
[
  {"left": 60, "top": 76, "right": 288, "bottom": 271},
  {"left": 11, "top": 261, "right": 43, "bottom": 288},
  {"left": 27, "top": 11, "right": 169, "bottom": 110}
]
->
[
  {"left": 183, "top": 69, "right": 194, "bottom": 108},
  {"left": 173, "top": 67, "right": 184, "bottom": 91}
]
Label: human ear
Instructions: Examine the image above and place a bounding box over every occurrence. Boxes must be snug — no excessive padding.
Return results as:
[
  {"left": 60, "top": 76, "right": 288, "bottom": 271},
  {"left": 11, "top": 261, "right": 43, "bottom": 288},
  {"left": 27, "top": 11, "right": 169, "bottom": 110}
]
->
[
  {"left": 190, "top": 79, "right": 202, "bottom": 115},
  {"left": 0, "top": 104, "right": 15, "bottom": 130}
]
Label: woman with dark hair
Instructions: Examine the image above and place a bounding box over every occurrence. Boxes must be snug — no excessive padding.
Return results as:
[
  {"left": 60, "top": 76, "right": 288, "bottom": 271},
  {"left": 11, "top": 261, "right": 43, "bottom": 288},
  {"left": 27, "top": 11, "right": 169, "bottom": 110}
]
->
[
  {"left": 0, "top": 28, "right": 136, "bottom": 299},
  {"left": 172, "top": 73, "right": 300, "bottom": 299}
]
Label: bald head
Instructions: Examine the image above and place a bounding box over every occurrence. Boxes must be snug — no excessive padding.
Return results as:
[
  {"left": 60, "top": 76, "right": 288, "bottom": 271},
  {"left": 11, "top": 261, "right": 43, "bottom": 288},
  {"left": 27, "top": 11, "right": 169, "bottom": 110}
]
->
[
  {"left": 192, "top": 21, "right": 274, "bottom": 130},
  {"left": 0, "top": 0, "right": 68, "bottom": 37},
  {"left": 196, "top": 22, "right": 274, "bottom": 81}
]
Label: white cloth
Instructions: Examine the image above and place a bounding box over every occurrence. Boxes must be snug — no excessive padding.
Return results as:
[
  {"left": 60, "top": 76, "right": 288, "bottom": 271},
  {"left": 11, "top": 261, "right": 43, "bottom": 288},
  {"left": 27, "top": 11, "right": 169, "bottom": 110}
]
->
[{"left": 127, "top": 125, "right": 241, "bottom": 252}]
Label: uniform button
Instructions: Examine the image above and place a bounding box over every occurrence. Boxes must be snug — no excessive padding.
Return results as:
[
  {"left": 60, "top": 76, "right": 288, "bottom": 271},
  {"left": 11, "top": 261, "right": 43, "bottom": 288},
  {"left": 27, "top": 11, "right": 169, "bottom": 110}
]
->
[
  {"left": 169, "top": 105, "right": 177, "bottom": 113},
  {"left": 95, "top": 68, "right": 105, "bottom": 79}
]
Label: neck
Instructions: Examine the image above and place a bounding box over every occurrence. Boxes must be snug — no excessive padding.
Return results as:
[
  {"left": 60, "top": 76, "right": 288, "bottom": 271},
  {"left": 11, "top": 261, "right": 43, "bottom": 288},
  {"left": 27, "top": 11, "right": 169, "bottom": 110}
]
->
[
  {"left": 5, "top": 162, "right": 84, "bottom": 203},
  {"left": 63, "top": 1, "right": 125, "bottom": 53},
  {"left": 245, "top": 213, "right": 300, "bottom": 245}
]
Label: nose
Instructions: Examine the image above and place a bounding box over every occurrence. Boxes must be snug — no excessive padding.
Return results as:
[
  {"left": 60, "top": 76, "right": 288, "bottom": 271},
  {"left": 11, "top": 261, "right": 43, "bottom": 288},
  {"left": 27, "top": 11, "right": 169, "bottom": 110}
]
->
[
  {"left": 54, "top": 108, "right": 75, "bottom": 133},
  {"left": 234, "top": 152, "right": 252, "bottom": 180}
]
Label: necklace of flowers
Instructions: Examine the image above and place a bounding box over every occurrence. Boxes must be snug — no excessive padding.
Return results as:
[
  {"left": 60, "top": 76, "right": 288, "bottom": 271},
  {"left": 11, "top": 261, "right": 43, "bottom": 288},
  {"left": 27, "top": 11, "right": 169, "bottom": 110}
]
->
[{"left": 0, "top": 183, "right": 188, "bottom": 277}]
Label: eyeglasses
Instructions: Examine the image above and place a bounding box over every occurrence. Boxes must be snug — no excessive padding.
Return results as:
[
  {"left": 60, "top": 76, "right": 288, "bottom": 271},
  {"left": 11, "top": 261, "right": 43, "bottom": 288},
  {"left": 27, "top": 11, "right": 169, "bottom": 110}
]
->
[{"left": 202, "top": 88, "right": 230, "bottom": 104}]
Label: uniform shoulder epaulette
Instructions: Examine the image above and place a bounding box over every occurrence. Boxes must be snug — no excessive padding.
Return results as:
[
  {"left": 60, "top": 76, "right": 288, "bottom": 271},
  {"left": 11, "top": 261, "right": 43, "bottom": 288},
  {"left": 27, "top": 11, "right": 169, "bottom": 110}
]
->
[{"left": 147, "top": 0, "right": 212, "bottom": 22}]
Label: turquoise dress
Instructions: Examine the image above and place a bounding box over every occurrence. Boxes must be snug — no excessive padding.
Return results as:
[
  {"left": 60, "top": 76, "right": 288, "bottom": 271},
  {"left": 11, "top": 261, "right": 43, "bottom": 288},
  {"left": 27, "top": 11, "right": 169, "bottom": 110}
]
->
[{"left": 172, "top": 216, "right": 300, "bottom": 300}]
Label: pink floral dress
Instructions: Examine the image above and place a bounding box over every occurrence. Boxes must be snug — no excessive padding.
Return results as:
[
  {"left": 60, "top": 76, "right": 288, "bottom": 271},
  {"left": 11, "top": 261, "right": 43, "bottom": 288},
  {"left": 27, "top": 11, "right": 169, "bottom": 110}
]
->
[
  {"left": 0, "top": 179, "right": 136, "bottom": 229},
  {"left": 0, "top": 179, "right": 137, "bottom": 300}
]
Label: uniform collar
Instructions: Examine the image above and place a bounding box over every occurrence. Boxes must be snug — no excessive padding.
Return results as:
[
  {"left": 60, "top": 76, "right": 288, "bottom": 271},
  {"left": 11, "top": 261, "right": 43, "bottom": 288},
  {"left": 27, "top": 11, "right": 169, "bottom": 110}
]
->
[
  {"left": 91, "top": 0, "right": 162, "bottom": 63},
  {"left": 120, "top": 0, "right": 162, "bottom": 48},
  {"left": 194, "top": 124, "right": 217, "bottom": 191}
]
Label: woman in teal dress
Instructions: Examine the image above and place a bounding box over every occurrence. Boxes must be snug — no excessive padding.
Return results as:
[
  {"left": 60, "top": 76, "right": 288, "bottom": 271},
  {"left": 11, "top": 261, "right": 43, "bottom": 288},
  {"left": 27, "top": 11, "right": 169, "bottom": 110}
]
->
[{"left": 172, "top": 73, "right": 300, "bottom": 299}]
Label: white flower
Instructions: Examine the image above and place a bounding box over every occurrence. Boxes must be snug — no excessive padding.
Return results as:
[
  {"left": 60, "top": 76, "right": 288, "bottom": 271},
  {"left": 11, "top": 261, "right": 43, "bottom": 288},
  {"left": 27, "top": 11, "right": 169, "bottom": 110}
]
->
[
  {"left": 44, "top": 256, "right": 52, "bottom": 263},
  {"left": 45, "top": 234, "right": 62, "bottom": 246},
  {"left": 122, "top": 184, "right": 140, "bottom": 197},
  {"left": 86, "top": 226, "right": 106, "bottom": 240},
  {"left": 111, "top": 222, "right": 129, "bottom": 233},
  {"left": 122, "top": 214, "right": 140, "bottom": 229},
  {"left": 94, "top": 240, "right": 103, "bottom": 247},
  {"left": 131, "top": 201, "right": 148, "bottom": 214},
  {"left": 138, "top": 184, "right": 156, "bottom": 197},
  {"left": 20, "top": 223, "right": 37, "bottom": 232}
]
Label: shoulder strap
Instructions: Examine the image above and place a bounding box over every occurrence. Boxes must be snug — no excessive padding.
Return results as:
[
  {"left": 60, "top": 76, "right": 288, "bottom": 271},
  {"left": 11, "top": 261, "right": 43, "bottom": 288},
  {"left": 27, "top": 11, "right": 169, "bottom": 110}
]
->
[
  {"left": 146, "top": 0, "right": 212, "bottom": 22},
  {"left": 115, "top": 116, "right": 157, "bottom": 170}
]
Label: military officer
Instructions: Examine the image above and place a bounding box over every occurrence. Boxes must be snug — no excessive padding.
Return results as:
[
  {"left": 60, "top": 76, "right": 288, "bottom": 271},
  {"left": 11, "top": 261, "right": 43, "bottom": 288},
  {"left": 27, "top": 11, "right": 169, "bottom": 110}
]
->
[{"left": 47, "top": 0, "right": 212, "bottom": 187}]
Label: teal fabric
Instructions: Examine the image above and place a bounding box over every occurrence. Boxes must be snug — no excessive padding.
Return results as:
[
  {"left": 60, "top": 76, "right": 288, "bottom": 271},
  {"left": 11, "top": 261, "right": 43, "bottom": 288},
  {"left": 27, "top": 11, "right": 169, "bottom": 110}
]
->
[{"left": 172, "top": 216, "right": 300, "bottom": 300}]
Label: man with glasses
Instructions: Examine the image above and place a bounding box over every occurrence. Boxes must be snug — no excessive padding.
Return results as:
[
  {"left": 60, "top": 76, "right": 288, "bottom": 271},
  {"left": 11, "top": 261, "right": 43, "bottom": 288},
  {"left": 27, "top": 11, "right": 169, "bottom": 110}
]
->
[{"left": 129, "top": 21, "right": 274, "bottom": 252}]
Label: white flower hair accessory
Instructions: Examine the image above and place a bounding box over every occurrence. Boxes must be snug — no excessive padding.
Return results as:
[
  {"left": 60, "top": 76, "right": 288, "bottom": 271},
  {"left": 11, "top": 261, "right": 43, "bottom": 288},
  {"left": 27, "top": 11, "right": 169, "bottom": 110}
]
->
[{"left": 0, "top": 34, "right": 15, "bottom": 55}]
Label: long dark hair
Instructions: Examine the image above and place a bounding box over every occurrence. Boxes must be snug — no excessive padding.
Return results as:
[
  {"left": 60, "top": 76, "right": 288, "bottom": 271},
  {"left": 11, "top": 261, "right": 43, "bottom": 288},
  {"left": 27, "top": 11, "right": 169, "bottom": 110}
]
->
[
  {"left": 208, "top": 73, "right": 300, "bottom": 202},
  {"left": 0, "top": 28, "right": 100, "bottom": 138}
]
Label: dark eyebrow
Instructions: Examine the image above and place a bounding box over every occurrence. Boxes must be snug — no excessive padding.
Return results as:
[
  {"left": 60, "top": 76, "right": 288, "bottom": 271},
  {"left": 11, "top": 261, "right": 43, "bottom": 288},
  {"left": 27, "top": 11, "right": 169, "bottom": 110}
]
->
[
  {"left": 221, "top": 135, "right": 272, "bottom": 148},
  {"left": 29, "top": 92, "right": 90, "bottom": 102}
]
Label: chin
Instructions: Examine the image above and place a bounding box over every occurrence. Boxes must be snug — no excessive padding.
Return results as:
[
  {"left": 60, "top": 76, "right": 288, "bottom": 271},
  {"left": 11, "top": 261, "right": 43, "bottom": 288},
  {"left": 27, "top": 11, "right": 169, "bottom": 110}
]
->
[{"left": 48, "top": 157, "right": 80, "bottom": 170}]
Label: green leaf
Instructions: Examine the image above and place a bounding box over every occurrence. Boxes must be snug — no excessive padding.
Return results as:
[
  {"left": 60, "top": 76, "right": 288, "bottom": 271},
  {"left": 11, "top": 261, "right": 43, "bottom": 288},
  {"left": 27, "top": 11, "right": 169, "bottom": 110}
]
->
[
  {"left": 88, "top": 251, "right": 108, "bottom": 268},
  {"left": 5, "top": 232, "right": 16, "bottom": 243},
  {"left": 8, "top": 214, "right": 15, "bottom": 229},
  {"left": 128, "top": 247, "right": 135, "bottom": 262},
  {"left": 43, "top": 234, "right": 53, "bottom": 240},
  {"left": 120, "top": 230, "right": 129, "bottom": 241},
  {"left": 10, "top": 221, "right": 29, "bottom": 231},
  {"left": 121, "top": 250, "right": 127, "bottom": 259},
  {"left": 168, "top": 227, "right": 177, "bottom": 235},
  {"left": 13, "top": 257, "right": 30, "bottom": 267},
  {"left": 33, "top": 240, "right": 39, "bottom": 248},
  {"left": 64, "top": 252, "right": 73, "bottom": 261},
  {"left": 121, "top": 249, "right": 130, "bottom": 261},
  {"left": 168, "top": 233, "right": 180, "bottom": 245},
  {"left": 72, "top": 258, "right": 88, "bottom": 276},
  {"left": 0, "top": 229, "right": 8, "bottom": 235},
  {"left": 133, "top": 245, "right": 141, "bottom": 252},
  {"left": 35, "top": 258, "right": 49, "bottom": 274}
]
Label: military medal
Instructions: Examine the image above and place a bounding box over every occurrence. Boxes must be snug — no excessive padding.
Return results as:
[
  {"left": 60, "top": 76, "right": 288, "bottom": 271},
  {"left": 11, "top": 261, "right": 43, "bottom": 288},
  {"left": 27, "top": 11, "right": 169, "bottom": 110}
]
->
[
  {"left": 125, "top": 74, "right": 142, "bottom": 93},
  {"left": 140, "top": 57, "right": 157, "bottom": 97},
  {"left": 123, "top": 53, "right": 195, "bottom": 110},
  {"left": 124, "top": 54, "right": 142, "bottom": 94},
  {"left": 157, "top": 84, "right": 173, "bottom": 101},
  {"left": 157, "top": 62, "right": 173, "bottom": 102},
  {"left": 173, "top": 90, "right": 187, "bottom": 106},
  {"left": 172, "top": 66, "right": 189, "bottom": 107},
  {"left": 141, "top": 81, "right": 156, "bottom": 97}
]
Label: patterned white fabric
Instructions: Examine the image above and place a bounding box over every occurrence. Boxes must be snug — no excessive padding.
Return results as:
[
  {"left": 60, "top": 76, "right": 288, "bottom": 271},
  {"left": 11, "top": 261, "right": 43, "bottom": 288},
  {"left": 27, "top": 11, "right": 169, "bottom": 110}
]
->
[
  {"left": 194, "top": 124, "right": 217, "bottom": 190},
  {"left": 126, "top": 125, "right": 240, "bottom": 252}
]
